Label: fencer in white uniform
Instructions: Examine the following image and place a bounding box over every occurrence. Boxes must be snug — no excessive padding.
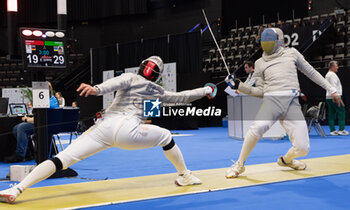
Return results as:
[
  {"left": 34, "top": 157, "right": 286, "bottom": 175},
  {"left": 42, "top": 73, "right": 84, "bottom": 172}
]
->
[
  {"left": 0, "top": 56, "right": 215, "bottom": 204},
  {"left": 225, "top": 28, "right": 343, "bottom": 178}
]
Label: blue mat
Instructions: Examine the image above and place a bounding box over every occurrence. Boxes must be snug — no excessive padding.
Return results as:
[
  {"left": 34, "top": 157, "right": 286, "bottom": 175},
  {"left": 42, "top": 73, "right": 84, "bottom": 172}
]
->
[
  {"left": 1, "top": 126, "right": 349, "bottom": 209},
  {"left": 81, "top": 173, "right": 350, "bottom": 210}
]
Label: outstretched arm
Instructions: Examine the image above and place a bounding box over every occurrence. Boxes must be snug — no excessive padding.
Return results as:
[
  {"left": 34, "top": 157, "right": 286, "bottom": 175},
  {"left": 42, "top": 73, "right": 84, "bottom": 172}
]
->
[
  {"left": 294, "top": 49, "right": 344, "bottom": 106},
  {"left": 77, "top": 73, "right": 133, "bottom": 97},
  {"left": 161, "top": 87, "right": 212, "bottom": 103}
]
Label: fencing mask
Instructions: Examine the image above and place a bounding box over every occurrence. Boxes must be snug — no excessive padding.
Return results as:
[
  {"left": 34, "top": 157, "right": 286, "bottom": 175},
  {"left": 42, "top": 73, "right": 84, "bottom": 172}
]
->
[
  {"left": 260, "top": 28, "right": 284, "bottom": 55},
  {"left": 139, "top": 56, "right": 164, "bottom": 82}
]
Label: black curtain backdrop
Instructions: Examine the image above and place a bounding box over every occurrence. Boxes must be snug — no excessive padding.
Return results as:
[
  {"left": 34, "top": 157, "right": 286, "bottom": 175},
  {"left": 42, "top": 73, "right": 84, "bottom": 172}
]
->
[
  {"left": 68, "top": 0, "right": 148, "bottom": 21},
  {"left": 169, "top": 33, "right": 203, "bottom": 75},
  {"left": 0, "top": 0, "right": 148, "bottom": 26},
  {"left": 91, "top": 44, "right": 118, "bottom": 85},
  {"left": 92, "top": 31, "right": 202, "bottom": 84}
]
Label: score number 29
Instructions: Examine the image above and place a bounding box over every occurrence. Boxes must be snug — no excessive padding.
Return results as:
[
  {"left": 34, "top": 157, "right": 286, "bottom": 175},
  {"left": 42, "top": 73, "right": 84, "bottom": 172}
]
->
[
  {"left": 27, "top": 55, "right": 65, "bottom": 65},
  {"left": 53, "top": 55, "right": 65, "bottom": 64}
]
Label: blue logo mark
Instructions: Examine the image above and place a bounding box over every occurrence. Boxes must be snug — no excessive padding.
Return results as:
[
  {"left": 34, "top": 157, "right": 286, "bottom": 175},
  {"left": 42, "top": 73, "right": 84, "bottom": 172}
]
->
[{"left": 143, "top": 98, "right": 161, "bottom": 117}]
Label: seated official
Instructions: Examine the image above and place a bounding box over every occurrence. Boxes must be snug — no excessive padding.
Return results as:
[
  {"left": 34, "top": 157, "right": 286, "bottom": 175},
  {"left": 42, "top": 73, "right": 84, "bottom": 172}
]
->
[
  {"left": 236, "top": 61, "right": 256, "bottom": 94},
  {"left": 4, "top": 116, "right": 35, "bottom": 162},
  {"left": 4, "top": 82, "right": 59, "bottom": 163},
  {"left": 27, "top": 101, "right": 33, "bottom": 115}
]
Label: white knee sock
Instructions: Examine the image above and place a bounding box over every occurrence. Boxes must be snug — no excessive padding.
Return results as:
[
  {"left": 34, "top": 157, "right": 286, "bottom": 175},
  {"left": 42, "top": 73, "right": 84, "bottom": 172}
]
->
[
  {"left": 17, "top": 160, "right": 56, "bottom": 191},
  {"left": 163, "top": 144, "right": 187, "bottom": 175},
  {"left": 238, "top": 130, "right": 260, "bottom": 164}
]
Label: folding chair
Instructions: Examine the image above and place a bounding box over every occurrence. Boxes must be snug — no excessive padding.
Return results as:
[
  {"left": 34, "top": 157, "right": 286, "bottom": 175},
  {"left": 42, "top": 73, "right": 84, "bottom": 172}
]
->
[{"left": 306, "top": 102, "right": 326, "bottom": 137}]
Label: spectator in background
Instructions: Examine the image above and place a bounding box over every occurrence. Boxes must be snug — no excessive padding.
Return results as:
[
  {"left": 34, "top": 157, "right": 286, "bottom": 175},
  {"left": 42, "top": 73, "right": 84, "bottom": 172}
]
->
[
  {"left": 4, "top": 82, "right": 59, "bottom": 163},
  {"left": 267, "top": 23, "right": 273, "bottom": 28},
  {"left": 71, "top": 101, "right": 82, "bottom": 131},
  {"left": 26, "top": 101, "right": 33, "bottom": 115},
  {"left": 72, "top": 101, "right": 78, "bottom": 107},
  {"left": 256, "top": 25, "right": 265, "bottom": 44},
  {"left": 325, "top": 61, "right": 348, "bottom": 136},
  {"left": 55, "top": 92, "right": 65, "bottom": 108},
  {"left": 243, "top": 61, "right": 256, "bottom": 87},
  {"left": 277, "top": 20, "right": 286, "bottom": 31}
]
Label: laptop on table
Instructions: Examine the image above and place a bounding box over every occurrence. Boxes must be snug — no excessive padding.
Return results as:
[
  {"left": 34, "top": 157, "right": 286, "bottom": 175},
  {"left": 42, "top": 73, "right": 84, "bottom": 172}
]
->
[{"left": 9, "top": 103, "right": 28, "bottom": 116}]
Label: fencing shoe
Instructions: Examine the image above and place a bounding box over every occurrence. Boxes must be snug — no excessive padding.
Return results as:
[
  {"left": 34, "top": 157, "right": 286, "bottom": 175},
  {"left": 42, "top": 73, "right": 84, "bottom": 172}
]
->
[
  {"left": 226, "top": 161, "right": 245, "bottom": 178},
  {"left": 0, "top": 184, "right": 23, "bottom": 204},
  {"left": 277, "top": 156, "right": 307, "bottom": 170},
  {"left": 330, "top": 131, "right": 339, "bottom": 136},
  {"left": 175, "top": 170, "right": 202, "bottom": 186},
  {"left": 338, "top": 130, "right": 349, "bottom": 135}
]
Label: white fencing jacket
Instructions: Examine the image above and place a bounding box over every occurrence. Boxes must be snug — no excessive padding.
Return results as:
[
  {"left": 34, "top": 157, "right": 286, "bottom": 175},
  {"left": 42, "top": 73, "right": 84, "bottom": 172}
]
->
[
  {"left": 238, "top": 47, "right": 337, "bottom": 97},
  {"left": 94, "top": 73, "right": 210, "bottom": 119}
]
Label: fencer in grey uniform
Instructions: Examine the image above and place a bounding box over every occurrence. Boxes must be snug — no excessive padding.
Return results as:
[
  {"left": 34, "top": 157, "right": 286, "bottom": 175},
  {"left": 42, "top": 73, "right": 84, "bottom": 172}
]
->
[
  {"left": 225, "top": 28, "right": 343, "bottom": 178},
  {"left": 0, "top": 56, "right": 215, "bottom": 204}
]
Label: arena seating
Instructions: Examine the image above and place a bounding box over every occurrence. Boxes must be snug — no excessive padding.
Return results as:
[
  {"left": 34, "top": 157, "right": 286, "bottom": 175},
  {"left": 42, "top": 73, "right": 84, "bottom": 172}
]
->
[
  {"left": 202, "top": 9, "right": 350, "bottom": 73},
  {"left": 202, "top": 26, "right": 260, "bottom": 73},
  {"left": 0, "top": 58, "right": 24, "bottom": 88},
  {"left": 310, "top": 10, "right": 350, "bottom": 68}
]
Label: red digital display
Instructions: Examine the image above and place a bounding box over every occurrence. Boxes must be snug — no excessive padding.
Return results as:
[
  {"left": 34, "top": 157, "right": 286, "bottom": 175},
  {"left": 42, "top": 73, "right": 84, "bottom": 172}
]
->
[{"left": 25, "top": 40, "right": 44, "bottom": 46}]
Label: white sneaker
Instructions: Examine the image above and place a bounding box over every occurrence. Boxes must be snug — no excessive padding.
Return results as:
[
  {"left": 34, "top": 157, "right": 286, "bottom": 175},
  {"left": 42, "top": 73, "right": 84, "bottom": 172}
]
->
[
  {"left": 175, "top": 170, "right": 202, "bottom": 186},
  {"left": 330, "top": 131, "right": 339, "bottom": 136},
  {"left": 338, "top": 130, "right": 349, "bottom": 135},
  {"left": 226, "top": 161, "right": 245, "bottom": 178},
  {"left": 0, "top": 185, "right": 23, "bottom": 204},
  {"left": 277, "top": 156, "right": 307, "bottom": 170}
]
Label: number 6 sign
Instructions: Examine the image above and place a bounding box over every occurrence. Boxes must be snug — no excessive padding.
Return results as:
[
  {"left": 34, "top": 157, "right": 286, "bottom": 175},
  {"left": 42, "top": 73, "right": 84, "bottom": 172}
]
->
[{"left": 32, "top": 82, "right": 50, "bottom": 108}]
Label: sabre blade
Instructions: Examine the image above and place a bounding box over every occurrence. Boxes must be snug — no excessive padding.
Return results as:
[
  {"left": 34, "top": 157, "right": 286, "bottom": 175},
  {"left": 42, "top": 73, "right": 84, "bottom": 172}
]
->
[{"left": 201, "top": 9, "right": 230, "bottom": 75}]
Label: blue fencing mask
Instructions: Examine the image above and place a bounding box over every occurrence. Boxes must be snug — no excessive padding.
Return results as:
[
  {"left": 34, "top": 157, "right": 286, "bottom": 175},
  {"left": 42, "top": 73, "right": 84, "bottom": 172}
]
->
[{"left": 260, "top": 28, "right": 284, "bottom": 55}]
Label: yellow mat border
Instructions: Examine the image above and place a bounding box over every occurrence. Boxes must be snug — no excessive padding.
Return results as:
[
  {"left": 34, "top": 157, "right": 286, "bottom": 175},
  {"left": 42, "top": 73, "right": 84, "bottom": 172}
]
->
[
  {"left": 0, "top": 154, "right": 349, "bottom": 210},
  {"left": 67, "top": 172, "right": 350, "bottom": 210}
]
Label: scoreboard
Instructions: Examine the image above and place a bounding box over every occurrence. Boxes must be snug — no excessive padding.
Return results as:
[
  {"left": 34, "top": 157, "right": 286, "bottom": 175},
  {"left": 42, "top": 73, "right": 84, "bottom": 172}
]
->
[
  {"left": 24, "top": 40, "right": 65, "bottom": 67},
  {"left": 20, "top": 28, "right": 67, "bottom": 69}
]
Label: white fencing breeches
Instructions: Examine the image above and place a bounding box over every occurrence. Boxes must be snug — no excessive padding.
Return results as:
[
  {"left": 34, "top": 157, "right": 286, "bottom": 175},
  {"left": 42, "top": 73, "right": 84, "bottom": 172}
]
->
[
  {"left": 56, "top": 113, "right": 172, "bottom": 169},
  {"left": 240, "top": 96, "right": 309, "bottom": 163}
]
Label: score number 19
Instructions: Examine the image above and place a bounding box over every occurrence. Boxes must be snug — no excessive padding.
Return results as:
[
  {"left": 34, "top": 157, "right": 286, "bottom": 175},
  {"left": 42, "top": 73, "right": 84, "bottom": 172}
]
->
[
  {"left": 27, "top": 54, "right": 65, "bottom": 64},
  {"left": 27, "top": 54, "right": 38, "bottom": 64}
]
